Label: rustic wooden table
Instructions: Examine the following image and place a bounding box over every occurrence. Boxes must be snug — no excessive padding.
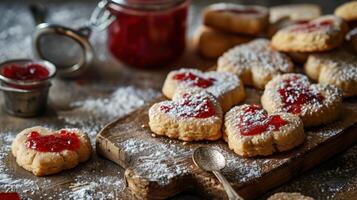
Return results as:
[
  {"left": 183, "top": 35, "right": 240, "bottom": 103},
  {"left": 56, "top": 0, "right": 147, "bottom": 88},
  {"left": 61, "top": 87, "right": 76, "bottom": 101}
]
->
[{"left": 0, "top": 0, "right": 355, "bottom": 199}]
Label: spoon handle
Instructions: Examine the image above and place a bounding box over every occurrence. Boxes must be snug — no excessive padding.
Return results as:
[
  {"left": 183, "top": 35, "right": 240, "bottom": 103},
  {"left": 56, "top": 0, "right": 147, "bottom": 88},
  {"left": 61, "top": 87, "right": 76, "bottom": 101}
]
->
[{"left": 212, "top": 170, "right": 243, "bottom": 200}]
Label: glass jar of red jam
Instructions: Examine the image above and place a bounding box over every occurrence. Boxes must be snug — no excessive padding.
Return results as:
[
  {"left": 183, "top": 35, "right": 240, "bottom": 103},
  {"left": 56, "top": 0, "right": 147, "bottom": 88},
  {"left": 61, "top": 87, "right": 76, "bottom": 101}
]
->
[{"left": 106, "top": 0, "right": 189, "bottom": 69}]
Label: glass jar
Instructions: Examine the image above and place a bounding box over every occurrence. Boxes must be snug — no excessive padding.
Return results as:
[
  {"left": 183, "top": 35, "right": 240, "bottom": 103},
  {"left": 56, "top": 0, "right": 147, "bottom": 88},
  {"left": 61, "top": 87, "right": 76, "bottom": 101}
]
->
[{"left": 106, "top": 0, "right": 189, "bottom": 69}]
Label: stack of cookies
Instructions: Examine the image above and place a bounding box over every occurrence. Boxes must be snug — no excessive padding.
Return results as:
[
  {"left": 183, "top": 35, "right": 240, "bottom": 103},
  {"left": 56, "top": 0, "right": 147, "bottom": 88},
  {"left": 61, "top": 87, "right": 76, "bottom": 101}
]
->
[
  {"left": 195, "top": 3, "right": 269, "bottom": 58},
  {"left": 148, "top": 2, "right": 356, "bottom": 159}
]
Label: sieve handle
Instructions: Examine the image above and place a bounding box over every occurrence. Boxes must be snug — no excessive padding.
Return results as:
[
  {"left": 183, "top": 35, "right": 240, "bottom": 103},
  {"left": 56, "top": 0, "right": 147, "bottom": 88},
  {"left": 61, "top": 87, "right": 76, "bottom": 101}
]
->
[
  {"left": 29, "top": 4, "right": 47, "bottom": 25},
  {"left": 89, "top": 0, "right": 115, "bottom": 31}
]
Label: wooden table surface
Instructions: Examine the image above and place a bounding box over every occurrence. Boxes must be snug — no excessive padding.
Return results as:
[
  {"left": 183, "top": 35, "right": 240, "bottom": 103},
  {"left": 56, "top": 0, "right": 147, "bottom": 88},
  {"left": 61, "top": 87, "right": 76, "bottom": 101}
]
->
[{"left": 0, "top": 0, "right": 355, "bottom": 199}]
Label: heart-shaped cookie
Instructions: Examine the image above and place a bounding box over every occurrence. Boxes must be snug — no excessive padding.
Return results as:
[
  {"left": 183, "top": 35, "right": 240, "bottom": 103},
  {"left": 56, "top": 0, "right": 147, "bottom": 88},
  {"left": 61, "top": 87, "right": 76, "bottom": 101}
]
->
[
  {"left": 149, "top": 90, "right": 223, "bottom": 141},
  {"left": 11, "top": 126, "right": 92, "bottom": 176},
  {"left": 305, "top": 49, "right": 357, "bottom": 97},
  {"left": 162, "top": 68, "right": 245, "bottom": 112},
  {"left": 261, "top": 73, "right": 343, "bottom": 127},
  {"left": 224, "top": 104, "right": 305, "bottom": 157},
  {"left": 271, "top": 15, "right": 348, "bottom": 52},
  {"left": 217, "top": 39, "right": 294, "bottom": 89}
]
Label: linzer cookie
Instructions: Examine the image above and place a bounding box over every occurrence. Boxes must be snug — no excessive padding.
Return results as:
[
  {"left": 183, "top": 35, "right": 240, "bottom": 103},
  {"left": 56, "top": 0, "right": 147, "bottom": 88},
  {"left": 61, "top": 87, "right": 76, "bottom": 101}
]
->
[
  {"left": 162, "top": 68, "right": 245, "bottom": 112},
  {"left": 224, "top": 104, "right": 305, "bottom": 157},
  {"left": 148, "top": 90, "right": 223, "bottom": 141},
  {"left": 217, "top": 39, "right": 294, "bottom": 89},
  {"left": 305, "top": 50, "right": 357, "bottom": 97},
  {"left": 269, "top": 4, "right": 321, "bottom": 23},
  {"left": 202, "top": 3, "right": 269, "bottom": 35},
  {"left": 335, "top": 1, "right": 357, "bottom": 25},
  {"left": 11, "top": 126, "right": 92, "bottom": 176},
  {"left": 195, "top": 26, "right": 252, "bottom": 58},
  {"left": 261, "top": 74, "right": 343, "bottom": 127},
  {"left": 271, "top": 15, "right": 349, "bottom": 52}
]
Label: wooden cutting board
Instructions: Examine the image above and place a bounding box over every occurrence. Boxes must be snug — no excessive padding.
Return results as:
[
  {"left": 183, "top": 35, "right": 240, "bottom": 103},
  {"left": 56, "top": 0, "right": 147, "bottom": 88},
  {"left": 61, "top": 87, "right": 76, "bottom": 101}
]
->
[{"left": 96, "top": 89, "right": 357, "bottom": 199}]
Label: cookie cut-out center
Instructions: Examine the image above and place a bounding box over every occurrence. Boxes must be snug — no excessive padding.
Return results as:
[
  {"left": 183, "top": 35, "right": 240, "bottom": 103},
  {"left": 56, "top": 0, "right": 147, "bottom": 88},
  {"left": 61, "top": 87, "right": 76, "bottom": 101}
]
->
[
  {"left": 238, "top": 105, "right": 287, "bottom": 136},
  {"left": 291, "top": 19, "right": 333, "bottom": 32},
  {"left": 160, "top": 93, "right": 216, "bottom": 118},
  {"left": 26, "top": 130, "right": 80, "bottom": 152},
  {"left": 218, "top": 8, "right": 259, "bottom": 15},
  {"left": 278, "top": 76, "right": 324, "bottom": 114},
  {"left": 173, "top": 72, "right": 215, "bottom": 88},
  {"left": 2, "top": 63, "right": 49, "bottom": 81}
]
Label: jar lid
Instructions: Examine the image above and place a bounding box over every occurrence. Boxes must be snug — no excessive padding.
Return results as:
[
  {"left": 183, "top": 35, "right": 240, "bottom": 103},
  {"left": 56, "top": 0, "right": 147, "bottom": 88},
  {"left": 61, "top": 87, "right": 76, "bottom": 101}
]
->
[{"left": 109, "top": 0, "right": 186, "bottom": 11}]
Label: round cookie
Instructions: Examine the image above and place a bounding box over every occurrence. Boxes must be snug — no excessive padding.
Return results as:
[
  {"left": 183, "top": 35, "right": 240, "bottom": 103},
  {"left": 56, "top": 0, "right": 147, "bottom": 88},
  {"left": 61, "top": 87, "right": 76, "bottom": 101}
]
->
[
  {"left": 11, "top": 126, "right": 92, "bottom": 176},
  {"left": 268, "top": 192, "right": 314, "bottom": 200},
  {"left": 224, "top": 104, "right": 305, "bottom": 157},
  {"left": 162, "top": 68, "right": 246, "bottom": 112},
  {"left": 194, "top": 26, "right": 252, "bottom": 58},
  {"left": 261, "top": 73, "right": 343, "bottom": 127},
  {"left": 149, "top": 90, "right": 223, "bottom": 142},
  {"left": 202, "top": 3, "right": 269, "bottom": 35},
  {"left": 268, "top": 17, "right": 311, "bottom": 38},
  {"left": 217, "top": 39, "right": 294, "bottom": 89},
  {"left": 271, "top": 15, "right": 349, "bottom": 52},
  {"left": 269, "top": 4, "right": 321, "bottom": 23},
  {"left": 305, "top": 50, "right": 357, "bottom": 97},
  {"left": 335, "top": 1, "right": 357, "bottom": 25}
]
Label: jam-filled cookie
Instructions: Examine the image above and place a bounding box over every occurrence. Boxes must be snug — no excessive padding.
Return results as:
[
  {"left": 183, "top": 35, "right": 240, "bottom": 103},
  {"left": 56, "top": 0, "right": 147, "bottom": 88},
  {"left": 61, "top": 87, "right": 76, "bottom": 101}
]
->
[
  {"left": 268, "top": 192, "right": 314, "bottom": 200},
  {"left": 162, "top": 68, "right": 245, "bottom": 112},
  {"left": 271, "top": 15, "right": 349, "bottom": 52},
  {"left": 335, "top": 1, "right": 357, "bottom": 26},
  {"left": 149, "top": 90, "right": 223, "bottom": 141},
  {"left": 195, "top": 26, "right": 252, "bottom": 58},
  {"left": 202, "top": 3, "right": 269, "bottom": 35},
  {"left": 261, "top": 74, "right": 343, "bottom": 127},
  {"left": 269, "top": 4, "right": 321, "bottom": 23},
  {"left": 217, "top": 39, "right": 294, "bottom": 89},
  {"left": 224, "top": 104, "right": 305, "bottom": 157},
  {"left": 11, "top": 126, "right": 92, "bottom": 176},
  {"left": 305, "top": 50, "right": 357, "bottom": 97}
]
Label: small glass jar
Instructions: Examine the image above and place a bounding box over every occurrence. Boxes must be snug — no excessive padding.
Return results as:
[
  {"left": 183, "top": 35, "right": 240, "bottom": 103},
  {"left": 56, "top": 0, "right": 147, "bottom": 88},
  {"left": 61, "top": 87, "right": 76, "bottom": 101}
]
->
[{"left": 106, "top": 0, "right": 189, "bottom": 69}]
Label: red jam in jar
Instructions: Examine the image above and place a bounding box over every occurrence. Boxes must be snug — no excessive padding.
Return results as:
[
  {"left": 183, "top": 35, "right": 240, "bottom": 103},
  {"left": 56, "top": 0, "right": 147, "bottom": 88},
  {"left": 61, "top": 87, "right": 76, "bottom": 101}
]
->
[
  {"left": 1, "top": 63, "right": 49, "bottom": 81},
  {"left": 107, "top": 0, "right": 188, "bottom": 69},
  {"left": 238, "top": 105, "right": 287, "bottom": 136},
  {"left": 26, "top": 130, "right": 80, "bottom": 152},
  {"left": 160, "top": 93, "right": 216, "bottom": 118},
  {"left": 172, "top": 72, "right": 215, "bottom": 88}
]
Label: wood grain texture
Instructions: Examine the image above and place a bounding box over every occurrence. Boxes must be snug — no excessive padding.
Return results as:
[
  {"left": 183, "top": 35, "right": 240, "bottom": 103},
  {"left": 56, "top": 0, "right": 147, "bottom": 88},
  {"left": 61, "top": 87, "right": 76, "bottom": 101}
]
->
[{"left": 97, "top": 89, "right": 357, "bottom": 200}]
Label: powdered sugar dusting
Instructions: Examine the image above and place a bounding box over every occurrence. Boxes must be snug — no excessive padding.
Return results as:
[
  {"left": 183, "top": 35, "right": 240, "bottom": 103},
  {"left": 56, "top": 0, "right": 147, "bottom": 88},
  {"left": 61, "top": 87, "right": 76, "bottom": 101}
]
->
[
  {"left": 119, "top": 138, "right": 192, "bottom": 185},
  {"left": 59, "top": 86, "right": 158, "bottom": 142},
  {"left": 158, "top": 91, "right": 217, "bottom": 119},
  {"left": 218, "top": 39, "right": 293, "bottom": 74},
  {"left": 169, "top": 68, "right": 242, "bottom": 97}
]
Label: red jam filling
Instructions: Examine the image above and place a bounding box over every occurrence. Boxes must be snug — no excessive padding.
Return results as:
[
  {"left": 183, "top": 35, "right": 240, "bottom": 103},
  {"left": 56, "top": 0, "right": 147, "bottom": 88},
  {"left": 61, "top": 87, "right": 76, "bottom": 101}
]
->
[
  {"left": 1, "top": 63, "right": 49, "bottom": 81},
  {"left": 219, "top": 8, "right": 259, "bottom": 14},
  {"left": 278, "top": 76, "right": 324, "bottom": 114},
  {"left": 291, "top": 20, "right": 333, "bottom": 32},
  {"left": 238, "top": 105, "right": 287, "bottom": 136},
  {"left": 26, "top": 130, "right": 80, "bottom": 152},
  {"left": 0, "top": 193, "right": 21, "bottom": 200},
  {"left": 160, "top": 94, "right": 216, "bottom": 118},
  {"left": 172, "top": 72, "right": 215, "bottom": 88}
]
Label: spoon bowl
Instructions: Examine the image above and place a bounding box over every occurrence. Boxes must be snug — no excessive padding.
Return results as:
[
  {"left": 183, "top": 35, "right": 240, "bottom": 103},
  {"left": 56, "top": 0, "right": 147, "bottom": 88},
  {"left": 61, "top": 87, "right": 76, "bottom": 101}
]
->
[
  {"left": 192, "top": 146, "right": 244, "bottom": 200},
  {"left": 193, "top": 146, "right": 226, "bottom": 171}
]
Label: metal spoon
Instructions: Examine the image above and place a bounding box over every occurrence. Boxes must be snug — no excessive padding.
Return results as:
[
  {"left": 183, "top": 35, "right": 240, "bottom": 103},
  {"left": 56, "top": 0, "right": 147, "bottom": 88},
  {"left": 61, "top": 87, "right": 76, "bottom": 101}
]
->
[{"left": 192, "top": 147, "right": 244, "bottom": 200}]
